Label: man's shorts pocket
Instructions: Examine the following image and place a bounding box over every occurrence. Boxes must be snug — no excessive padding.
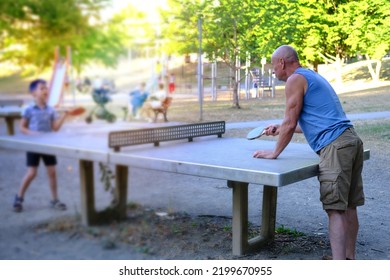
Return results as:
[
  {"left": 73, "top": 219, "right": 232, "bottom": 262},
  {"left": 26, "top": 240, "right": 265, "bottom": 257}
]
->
[{"left": 319, "top": 172, "right": 340, "bottom": 205}]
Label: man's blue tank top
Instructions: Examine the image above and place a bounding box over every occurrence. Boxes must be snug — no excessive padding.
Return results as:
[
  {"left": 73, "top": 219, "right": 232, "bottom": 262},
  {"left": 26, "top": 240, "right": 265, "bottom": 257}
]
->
[{"left": 294, "top": 68, "right": 352, "bottom": 152}]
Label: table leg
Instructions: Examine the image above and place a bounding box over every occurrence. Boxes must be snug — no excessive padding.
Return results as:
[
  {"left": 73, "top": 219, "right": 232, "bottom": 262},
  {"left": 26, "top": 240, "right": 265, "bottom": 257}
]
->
[
  {"left": 79, "top": 160, "right": 96, "bottom": 225},
  {"left": 5, "top": 117, "right": 14, "bottom": 135},
  {"left": 228, "top": 181, "right": 278, "bottom": 256},
  {"left": 228, "top": 180, "right": 249, "bottom": 255},
  {"left": 115, "top": 165, "right": 128, "bottom": 219},
  {"left": 261, "top": 185, "right": 278, "bottom": 239}
]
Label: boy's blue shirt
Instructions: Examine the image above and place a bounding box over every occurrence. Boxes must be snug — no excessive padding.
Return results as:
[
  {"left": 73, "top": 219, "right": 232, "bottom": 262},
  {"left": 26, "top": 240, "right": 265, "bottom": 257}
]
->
[{"left": 22, "top": 104, "right": 59, "bottom": 132}]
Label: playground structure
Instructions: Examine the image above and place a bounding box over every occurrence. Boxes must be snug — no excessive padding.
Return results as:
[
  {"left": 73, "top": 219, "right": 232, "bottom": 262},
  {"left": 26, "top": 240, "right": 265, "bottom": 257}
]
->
[
  {"left": 176, "top": 57, "right": 276, "bottom": 101},
  {"left": 48, "top": 46, "right": 120, "bottom": 123},
  {"left": 47, "top": 47, "right": 70, "bottom": 108}
]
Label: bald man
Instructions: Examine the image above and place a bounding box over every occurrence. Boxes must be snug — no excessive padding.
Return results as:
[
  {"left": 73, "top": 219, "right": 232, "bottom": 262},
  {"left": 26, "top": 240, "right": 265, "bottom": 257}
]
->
[{"left": 254, "top": 45, "right": 365, "bottom": 260}]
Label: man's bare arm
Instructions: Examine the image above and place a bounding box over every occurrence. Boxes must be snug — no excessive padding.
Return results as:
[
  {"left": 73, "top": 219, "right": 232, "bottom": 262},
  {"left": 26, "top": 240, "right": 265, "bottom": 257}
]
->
[{"left": 253, "top": 74, "right": 305, "bottom": 159}]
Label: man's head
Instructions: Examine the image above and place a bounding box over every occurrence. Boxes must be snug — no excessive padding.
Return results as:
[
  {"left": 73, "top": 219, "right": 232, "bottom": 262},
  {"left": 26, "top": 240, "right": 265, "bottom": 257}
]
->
[
  {"left": 29, "top": 79, "right": 48, "bottom": 104},
  {"left": 271, "top": 45, "right": 300, "bottom": 81}
]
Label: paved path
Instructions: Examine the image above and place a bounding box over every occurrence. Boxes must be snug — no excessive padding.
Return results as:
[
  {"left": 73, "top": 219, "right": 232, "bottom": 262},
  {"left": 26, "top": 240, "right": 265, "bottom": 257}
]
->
[{"left": 1, "top": 110, "right": 389, "bottom": 136}]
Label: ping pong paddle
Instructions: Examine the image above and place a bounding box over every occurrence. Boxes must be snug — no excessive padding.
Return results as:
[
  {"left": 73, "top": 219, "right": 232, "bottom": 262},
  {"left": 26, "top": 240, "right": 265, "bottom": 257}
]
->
[
  {"left": 67, "top": 107, "right": 86, "bottom": 116},
  {"left": 247, "top": 126, "right": 277, "bottom": 140}
]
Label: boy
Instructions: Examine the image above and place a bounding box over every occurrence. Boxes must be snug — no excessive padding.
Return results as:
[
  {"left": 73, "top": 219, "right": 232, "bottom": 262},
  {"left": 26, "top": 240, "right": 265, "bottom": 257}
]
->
[{"left": 13, "top": 79, "right": 69, "bottom": 212}]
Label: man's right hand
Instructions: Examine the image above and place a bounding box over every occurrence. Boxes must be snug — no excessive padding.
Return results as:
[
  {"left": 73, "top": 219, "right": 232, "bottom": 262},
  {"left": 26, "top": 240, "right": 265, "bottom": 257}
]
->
[{"left": 263, "top": 125, "right": 279, "bottom": 136}]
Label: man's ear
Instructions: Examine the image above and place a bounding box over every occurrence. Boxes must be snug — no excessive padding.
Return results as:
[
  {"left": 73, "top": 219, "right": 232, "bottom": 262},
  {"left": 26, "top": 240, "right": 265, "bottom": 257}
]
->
[{"left": 280, "top": 58, "right": 285, "bottom": 70}]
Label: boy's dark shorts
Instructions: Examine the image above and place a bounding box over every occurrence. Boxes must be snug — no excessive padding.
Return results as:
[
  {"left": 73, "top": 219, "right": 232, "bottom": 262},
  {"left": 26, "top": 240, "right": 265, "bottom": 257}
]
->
[
  {"left": 317, "top": 127, "right": 365, "bottom": 211},
  {"left": 26, "top": 152, "right": 57, "bottom": 167}
]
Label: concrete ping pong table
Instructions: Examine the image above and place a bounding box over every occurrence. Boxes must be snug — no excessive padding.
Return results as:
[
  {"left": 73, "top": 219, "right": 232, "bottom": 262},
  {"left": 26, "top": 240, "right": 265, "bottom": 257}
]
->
[
  {"left": 0, "top": 99, "right": 24, "bottom": 135},
  {"left": 0, "top": 121, "right": 370, "bottom": 256}
]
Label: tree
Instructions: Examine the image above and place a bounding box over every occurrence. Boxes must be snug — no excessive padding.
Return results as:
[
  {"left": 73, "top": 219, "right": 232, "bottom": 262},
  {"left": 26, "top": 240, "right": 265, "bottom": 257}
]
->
[
  {"left": 298, "top": 0, "right": 390, "bottom": 81},
  {"left": 0, "top": 0, "right": 129, "bottom": 73},
  {"left": 203, "top": 0, "right": 262, "bottom": 108},
  {"left": 340, "top": 0, "right": 390, "bottom": 80},
  {"left": 162, "top": 0, "right": 306, "bottom": 108},
  {"left": 161, "top": 0, "right": 390, "bottom": 104},
  {"left": 162, "top": 0, "right": 266, "bottom": 108},
  {"left": 161, "top": 0, "right": 205, "bottom": 56}
]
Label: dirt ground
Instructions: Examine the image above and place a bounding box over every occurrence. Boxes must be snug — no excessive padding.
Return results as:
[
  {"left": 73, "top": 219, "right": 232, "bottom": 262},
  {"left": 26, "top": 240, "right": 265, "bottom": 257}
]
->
[{"left": 0, "top": 118, "right": 389, "bottom": 261}]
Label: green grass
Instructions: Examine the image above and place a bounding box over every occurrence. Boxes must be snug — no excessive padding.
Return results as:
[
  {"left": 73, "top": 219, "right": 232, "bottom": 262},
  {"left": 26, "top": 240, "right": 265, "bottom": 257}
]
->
[
  {"left": 354, "top": 120, "right": 390, "bottom": 142},
  {"left": 164, "top": 83, "right": 389, "bottom": 124},
  {"left": 275, "top": 225, "right": 304, "bottom": 237},
  {"left": 0, "top": 74, "right": 32, "bottom": 95}
]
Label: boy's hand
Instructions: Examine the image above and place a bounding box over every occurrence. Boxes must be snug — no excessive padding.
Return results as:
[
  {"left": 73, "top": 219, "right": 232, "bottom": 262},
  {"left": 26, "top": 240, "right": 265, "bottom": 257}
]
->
[{"left": 67, "top": 107, "right": 86, "bottom": 116}]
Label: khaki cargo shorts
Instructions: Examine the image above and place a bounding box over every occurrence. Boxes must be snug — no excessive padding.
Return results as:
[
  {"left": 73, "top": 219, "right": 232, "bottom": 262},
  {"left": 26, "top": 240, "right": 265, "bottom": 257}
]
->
[{"left": 317, "top": 127, "right": 365, "bottom": 211}]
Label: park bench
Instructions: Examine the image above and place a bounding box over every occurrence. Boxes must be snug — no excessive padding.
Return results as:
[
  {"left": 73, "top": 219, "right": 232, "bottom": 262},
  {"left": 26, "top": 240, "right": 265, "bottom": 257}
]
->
[
  {"left": 109, "top": 121, "right": 226, "bottom": 151},
  {"left": 151, "top": 96, "right": 172, "bottom": 122},
  {"left": 0, "top": 99, "right": 24, "bottom": 135}
]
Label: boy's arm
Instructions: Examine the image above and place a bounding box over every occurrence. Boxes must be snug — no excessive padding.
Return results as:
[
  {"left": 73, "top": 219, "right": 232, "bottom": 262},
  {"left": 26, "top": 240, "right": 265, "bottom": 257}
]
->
[
  {"left": 52, "top": 111, "right": 69, "bottom": 132},
  {"left": 19, "top": 118, "right": 40, "bottom": 135}
]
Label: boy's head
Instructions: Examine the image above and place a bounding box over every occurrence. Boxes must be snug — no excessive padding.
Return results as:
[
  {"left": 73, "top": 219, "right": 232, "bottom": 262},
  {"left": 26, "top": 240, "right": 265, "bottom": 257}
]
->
[
  {"left": 29, "top": 79, "right": 47, "bottom": 93},
  {"left": 29, "top": 79, "right": 48, "bottom": 103}
]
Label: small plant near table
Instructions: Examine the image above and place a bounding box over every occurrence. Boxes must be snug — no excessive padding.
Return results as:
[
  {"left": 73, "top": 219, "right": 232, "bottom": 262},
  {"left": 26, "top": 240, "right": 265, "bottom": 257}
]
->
[{"left": 276, "top": 225, "right": 304, "bottom": 238}]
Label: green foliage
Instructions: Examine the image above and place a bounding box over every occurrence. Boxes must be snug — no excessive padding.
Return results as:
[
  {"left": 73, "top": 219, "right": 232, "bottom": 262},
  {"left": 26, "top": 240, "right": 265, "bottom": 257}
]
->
[
  {"left": 298, "top": 0, "right": 390, "bottom": 62},
  {"left": 276, "top": 225, "right": 304, "bottom": 238},
  {"left": 161, "top": 0, "right": 208, "bottom": 55},
  {"left": 98, "top": 162, "right": 115, "bottom": 192},
  {"left": 161, "top": 0, "right": 390, "bottom": 67},
  {"left": 0, "top": 0, "right": 130, "bottom": 72},
  {"left": 2, "top": 0, "right": 389, "bottom": 78}
]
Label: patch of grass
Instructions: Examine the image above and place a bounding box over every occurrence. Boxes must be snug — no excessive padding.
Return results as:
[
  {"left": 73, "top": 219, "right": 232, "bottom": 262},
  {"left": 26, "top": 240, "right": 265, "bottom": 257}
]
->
[
  {"left": 0, "top": 74, "right": 32, "bottom": 95},
  {"left": 339, "top": 86, "right": 390, "bottom": 113},
  {"left": 223, "top": 225, "right": 232, "bottom": 232},
  {"left": 275, "top": 225, "right": 304, "bottom": 238},
  {"left": 127, "top": 201, "right": 139, "bottom": 210},
  {"left": 354, "top": 120, "right": 390, "bottom": 142}
]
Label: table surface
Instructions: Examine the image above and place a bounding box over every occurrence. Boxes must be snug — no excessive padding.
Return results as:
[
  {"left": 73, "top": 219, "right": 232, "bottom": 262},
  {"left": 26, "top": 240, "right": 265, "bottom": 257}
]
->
[
  {"left": 0, "top": 123, "right": 370, "bottom": 187},
  {"left": 0, "top": 124, "right": 323, "bottom": 187},
  {"left": 0, "top": 106, "right": 23, "bottom": 116}
]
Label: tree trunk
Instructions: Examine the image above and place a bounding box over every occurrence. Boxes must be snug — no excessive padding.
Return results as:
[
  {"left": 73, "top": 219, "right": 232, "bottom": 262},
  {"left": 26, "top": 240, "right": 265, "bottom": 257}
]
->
[
  {"left": 335, "top": 54, "right": 343, "bottom": 84},
  {"left": 232, "top": 78, "right": 241, "bottom": 109},
  {"left": 375, "top": 60, "right": 382, "bottom": 80},
  {"left": 364, "top": 54, "right": 382, "bottom": 81}
]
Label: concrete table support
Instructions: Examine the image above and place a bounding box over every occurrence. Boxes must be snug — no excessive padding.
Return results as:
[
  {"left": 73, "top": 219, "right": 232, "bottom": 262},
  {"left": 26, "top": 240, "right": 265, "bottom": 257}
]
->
[
  {"left": 0, "top": 110, "right": 22, "bottom": 135},
  {"left": 229, "top": 180, "right": 277, "bottom": 255},
  {"left": 115, "top": 165, "right": 128, "bottom": 219},
  {"left": 79, "top": 160, "right": 96, "bottom": 225}
]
